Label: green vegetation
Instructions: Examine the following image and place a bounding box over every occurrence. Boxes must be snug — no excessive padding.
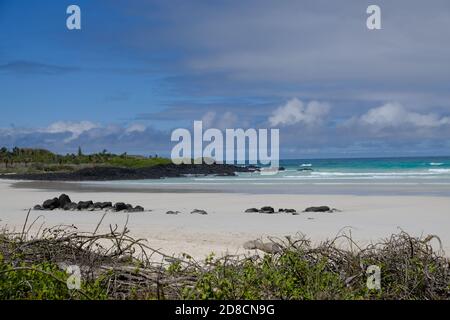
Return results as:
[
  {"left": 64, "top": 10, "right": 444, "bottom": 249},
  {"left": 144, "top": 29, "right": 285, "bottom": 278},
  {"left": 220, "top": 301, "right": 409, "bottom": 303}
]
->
[
  {"left": 0, "top": 222, "right": 448, "bottom": 300},
  {"left": 0, "top": 147, "right": 171, "bottom": 174},
  {"left": 0, "top": 259, "right": 107, "bottom": 300},
  {"left": 107, "top": 156, "right": 171, "bottom": 168}
]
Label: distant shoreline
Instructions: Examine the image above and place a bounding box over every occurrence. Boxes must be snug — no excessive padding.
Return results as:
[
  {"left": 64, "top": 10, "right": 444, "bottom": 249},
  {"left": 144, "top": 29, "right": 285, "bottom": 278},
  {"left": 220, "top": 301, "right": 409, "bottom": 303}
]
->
[
  {"left": 0, "top": 163, "right": 252, "bottom": 182},
  {"left": 8, "top": 178, "right": 450, "bottom": 197}
]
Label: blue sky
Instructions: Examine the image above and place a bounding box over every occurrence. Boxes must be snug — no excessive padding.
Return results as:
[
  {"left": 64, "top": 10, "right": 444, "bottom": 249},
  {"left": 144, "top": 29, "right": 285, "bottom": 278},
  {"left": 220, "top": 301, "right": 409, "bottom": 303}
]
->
[{"left": 1, "top": 0, "right": 450, "bottom": 158}]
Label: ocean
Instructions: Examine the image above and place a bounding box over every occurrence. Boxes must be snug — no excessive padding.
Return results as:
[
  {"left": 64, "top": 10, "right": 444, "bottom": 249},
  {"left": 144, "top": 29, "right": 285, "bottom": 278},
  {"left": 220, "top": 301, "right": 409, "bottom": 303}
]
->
[
  {"left": 97, "top": 156, "right": 450, "bottom": 196},
  {"left": 276, "top": 157, "right": 450, "bottom": 181}
]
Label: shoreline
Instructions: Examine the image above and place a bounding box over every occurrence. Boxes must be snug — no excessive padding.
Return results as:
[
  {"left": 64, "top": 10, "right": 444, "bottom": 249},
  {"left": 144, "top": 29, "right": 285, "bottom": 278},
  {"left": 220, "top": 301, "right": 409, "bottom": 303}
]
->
[
  {"left": 9, "top": 178, "right": 450, "bottom": 196},
  {"left": 0, "top": 163, "right": 253, "bottom": 181},
  {"left": 1, "top": 179, "right": 449, "bottom": 258}
]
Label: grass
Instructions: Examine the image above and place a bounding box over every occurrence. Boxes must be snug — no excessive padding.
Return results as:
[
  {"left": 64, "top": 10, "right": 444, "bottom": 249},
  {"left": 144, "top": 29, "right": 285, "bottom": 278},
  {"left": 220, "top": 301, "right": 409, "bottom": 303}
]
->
[
  {"left": 0, "top": 214, "right": 448, "bottom": 300},
  {"left": 106, "top": 157, "right": 171, "bottom": 168}
]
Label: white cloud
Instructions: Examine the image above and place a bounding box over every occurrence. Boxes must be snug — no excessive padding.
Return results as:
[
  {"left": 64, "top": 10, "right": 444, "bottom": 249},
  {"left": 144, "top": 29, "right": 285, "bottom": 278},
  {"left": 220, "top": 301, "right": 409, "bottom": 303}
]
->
[
  {"left": 201, "top": 111, "right": 217, "bottom": 128},
  {"left": 268, "top": 98, "right": 330, "bottom": 127},
  {"left": 44, "top": 121, "right": 99, "bottom": 142},
  {"left": 125, "top": 123, "right": 147, "bottom": 134},
  {"left": 355, "top": 103, "right": 450, "bottom": 129},
  {"left": 201, "top": 111, "right": 238, "bottom": 129}
]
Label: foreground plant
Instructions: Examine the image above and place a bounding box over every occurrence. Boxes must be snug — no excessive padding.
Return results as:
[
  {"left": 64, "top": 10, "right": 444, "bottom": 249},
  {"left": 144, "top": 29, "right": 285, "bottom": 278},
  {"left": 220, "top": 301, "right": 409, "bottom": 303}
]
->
[{"left": 0, "top": 215, "right": 448, "bottom": 300}]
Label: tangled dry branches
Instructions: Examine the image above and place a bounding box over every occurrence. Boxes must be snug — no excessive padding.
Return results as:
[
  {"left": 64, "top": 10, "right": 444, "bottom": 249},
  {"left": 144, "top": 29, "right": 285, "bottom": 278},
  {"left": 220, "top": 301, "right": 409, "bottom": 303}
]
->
[{"left": 0, "top": 211, "right": 448, "bottom": 300}]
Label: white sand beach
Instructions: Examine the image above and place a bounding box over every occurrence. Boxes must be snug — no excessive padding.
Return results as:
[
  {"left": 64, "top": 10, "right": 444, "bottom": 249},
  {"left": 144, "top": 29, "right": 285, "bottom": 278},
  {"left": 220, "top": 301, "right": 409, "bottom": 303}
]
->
[{"left": 1, "top": 180, "right": 449, "bottom": 259}]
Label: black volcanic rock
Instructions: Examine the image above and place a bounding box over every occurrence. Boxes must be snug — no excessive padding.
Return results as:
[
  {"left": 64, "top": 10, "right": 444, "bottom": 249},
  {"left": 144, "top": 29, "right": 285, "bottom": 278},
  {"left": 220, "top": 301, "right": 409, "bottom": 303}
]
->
[
  {"left": 245, "top": 208, "right": 259, "bottom": 213},
  {"left": 2, "top": 163, "right": 252, "bottom": 182},
  {"left": 259, "top": 206, "right": 275, "bottom": 214},
  {"left": 43, "top": 198, "right": 60, "bottom": 210},
  {"left": 93, "top": 201, "right": 113, "bottom": 210},
  {"left": 63, "top": 202, "right": 78, "bottom": 211},
  {"left": 77, "top": 201, "right": 94, "bottom": 210},
  {"left": 114, "top": 202, "right": 128, "bottom": 211},
  {"left": 129, "top": 205, "right": 144, "bottom": 212},
  {"left": 191, "top": 209, "right": 208, "bottom": 215},
  {"left": 304, "top": 206, "right": 331, "bottom": 213},
  {"left": 58, "top": 194, "right": 72, "bottom": 208},
  {"left": 93, "top": 202, "right": 103, "bottom": 209},
  {"left": 33, "top": 195, "right": 143, "bottom": 212}
]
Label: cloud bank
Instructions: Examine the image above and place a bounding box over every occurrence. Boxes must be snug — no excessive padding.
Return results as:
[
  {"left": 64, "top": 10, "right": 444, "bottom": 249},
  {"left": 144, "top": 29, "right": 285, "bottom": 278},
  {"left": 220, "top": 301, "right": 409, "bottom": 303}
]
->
[
  {"left": 352, "top": 103, "right": 450, "bottom": 129},
  {"left": 2, "top": 99, "right": 450, "bottom": 158}
]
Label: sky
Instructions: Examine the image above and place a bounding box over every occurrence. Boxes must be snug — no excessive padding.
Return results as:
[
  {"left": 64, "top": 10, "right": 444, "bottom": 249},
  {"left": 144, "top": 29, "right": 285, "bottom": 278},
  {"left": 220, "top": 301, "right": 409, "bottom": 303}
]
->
[{"left": 1, "top": 0, "right": 450, "bottom": 158}]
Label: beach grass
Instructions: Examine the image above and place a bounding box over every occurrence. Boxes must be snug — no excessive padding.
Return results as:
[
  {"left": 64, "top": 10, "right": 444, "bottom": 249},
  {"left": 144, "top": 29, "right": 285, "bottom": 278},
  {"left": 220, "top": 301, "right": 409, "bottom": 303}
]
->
[{"left": 0, "top": 218, "right": 448, "bottom": 300}]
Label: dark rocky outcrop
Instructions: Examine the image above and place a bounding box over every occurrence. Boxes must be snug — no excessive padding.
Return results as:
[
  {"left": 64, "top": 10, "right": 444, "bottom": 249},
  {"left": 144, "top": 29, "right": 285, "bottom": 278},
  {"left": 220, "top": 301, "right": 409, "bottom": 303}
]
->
[
  {"left": 94, "top": 202, "right": 113, "bottom": 209},
  {"left": 259, "top": 206, "right": 275, "bottom": 214},
  {"left": 245, "top": 206, "right": 297, "bottom": 214},
  {"left": 191, "top": 209, "right": 208, "bottom": 215},
  {"left": 58, "top": 194, "right": 72, "bottom": 208},
  {"left": 32, "top": 194, "right": 145, "bottom": 212},
  {"left": 63, "top": 202, "right": 78, "bottom": 211},
  {"left": 5, "top": 163, "right": 253, "bottom": 182},
  {"left": 114, "top": 202, "right": 129, "bottom": 212},
  {"left": 128, "top": 205, "right": 144, "bottom": 212},
  {"left": 43, "top": 198, "right": 60, "bottom": 210},
  {"left": 304, "top": 206, "right": 334, "bottom": 213},
  {"left": 77, "top": 201, "right": 94, "bottom": 210}
]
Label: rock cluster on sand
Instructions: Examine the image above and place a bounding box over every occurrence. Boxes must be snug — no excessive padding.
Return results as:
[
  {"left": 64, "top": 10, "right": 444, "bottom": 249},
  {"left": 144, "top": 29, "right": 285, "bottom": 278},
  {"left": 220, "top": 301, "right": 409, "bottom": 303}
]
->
[
  {"left": 303, "top": 206, "right": 340, "bottom": 213},
  {"left": 245, "top": 206, "right": 297, "bottom": 214},
  {"left": 191, "top": 209, "right": 208, "bottom": 215},
  {"left": 33, "top": 194, "right": 145, "bottom": 212},
  {"left": 278, "top": 208, "right": 297, "bottom": 214},
  {"left": 164, "top": 209, "right": 208, "bottom": 215},
  {"left": 244, "top": 206, "right": 340, "bottom": 215}
]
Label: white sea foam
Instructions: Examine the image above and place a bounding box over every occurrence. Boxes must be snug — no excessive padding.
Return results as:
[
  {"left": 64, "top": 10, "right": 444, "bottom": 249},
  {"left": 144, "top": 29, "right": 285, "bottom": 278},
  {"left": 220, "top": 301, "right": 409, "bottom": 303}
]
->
[
  {"left": 428, "top": 168, "right": 450, "bottom": 173},
  {"left": 300, "top": 163, "right": 312, "bottom": 167},
  {"left": 309, "top": 171, "right": 435, "bottom": 176},
  {"left": 430, "top": 162, "right": 444, "bottom": 166}
]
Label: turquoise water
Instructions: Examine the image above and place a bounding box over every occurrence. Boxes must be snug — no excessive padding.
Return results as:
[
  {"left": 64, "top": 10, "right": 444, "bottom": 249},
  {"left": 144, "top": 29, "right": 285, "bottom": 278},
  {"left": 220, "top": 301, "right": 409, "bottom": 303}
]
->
[
  {"left": 277, "top": 157, "right": 450, "bottom": 180},
  {"left": 109, "top": 156, "right": 450, "bottom": 186},
  {"left": 86, "top": 156, "right": 450, "bottom": 195}
]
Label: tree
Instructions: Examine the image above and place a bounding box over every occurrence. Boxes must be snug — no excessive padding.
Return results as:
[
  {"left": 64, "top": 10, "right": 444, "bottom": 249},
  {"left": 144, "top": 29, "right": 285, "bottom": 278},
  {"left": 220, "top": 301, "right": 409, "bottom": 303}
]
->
[{"left": 78, "top": 146, "right": 83, "bottom": 157}]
